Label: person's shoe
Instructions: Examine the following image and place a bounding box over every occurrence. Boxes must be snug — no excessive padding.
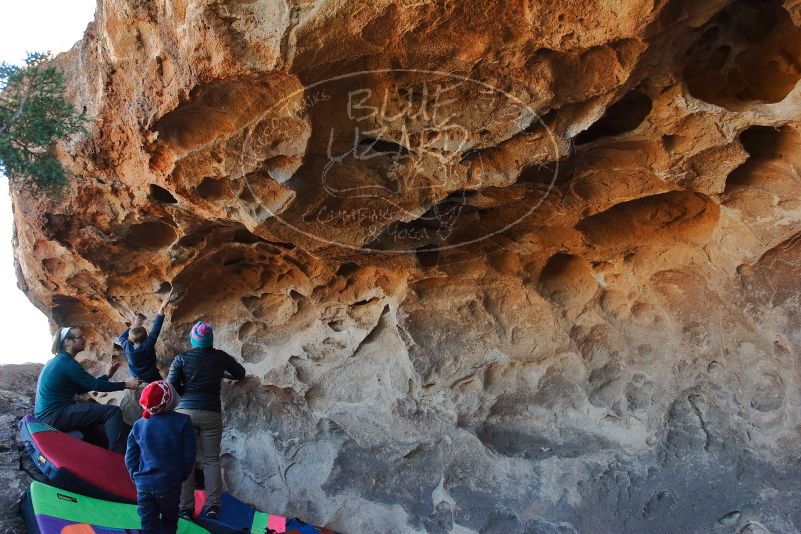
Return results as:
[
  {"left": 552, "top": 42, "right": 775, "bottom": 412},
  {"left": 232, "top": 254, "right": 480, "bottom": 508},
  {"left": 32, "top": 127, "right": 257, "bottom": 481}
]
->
[
  {"left": 178, "top": 509, "right": 193, "bottom": 520},
  {"left": 204, "top": 506, "right": 219, "bottom": 520}
]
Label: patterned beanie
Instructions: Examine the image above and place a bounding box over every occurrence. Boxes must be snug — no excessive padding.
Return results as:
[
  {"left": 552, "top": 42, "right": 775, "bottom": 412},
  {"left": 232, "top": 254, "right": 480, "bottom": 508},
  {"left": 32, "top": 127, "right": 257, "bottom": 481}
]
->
[
  {"left": 190, "top": 321, "right": 213, "bottom": 348},
  {"left": 139, "top": 380, "right": 179, "bottom": 419}
]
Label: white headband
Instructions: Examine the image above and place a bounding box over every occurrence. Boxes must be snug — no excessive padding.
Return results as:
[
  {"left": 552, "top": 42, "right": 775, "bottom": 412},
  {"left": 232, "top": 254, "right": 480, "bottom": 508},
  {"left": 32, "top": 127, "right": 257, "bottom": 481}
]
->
[{"left": 59, "top": 327, "right": 73, "bottom": 343}]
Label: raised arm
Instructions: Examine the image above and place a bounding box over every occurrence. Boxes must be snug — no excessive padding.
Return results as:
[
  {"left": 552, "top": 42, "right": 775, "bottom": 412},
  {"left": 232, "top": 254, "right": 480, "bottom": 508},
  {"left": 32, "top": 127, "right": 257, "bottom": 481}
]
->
[
  {"left": 117, "top": 326, "right": 131, "bottom": 347},
  {"left": 158, "top": 290, "right": 172, "bottom": 316},
  {"left": 143, "top": 291, "right": 171, "bottom": 349},
  {"left": 142, "top": 313, "right": 165, "bottom": 350}
]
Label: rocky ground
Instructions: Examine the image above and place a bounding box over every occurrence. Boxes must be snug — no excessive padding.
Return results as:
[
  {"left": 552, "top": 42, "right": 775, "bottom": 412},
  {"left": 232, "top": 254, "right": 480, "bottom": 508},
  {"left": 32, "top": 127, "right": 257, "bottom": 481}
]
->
[
  {"left": 0, "top": 364, "right": 41, "bottom": 533},
  {"left": 6, "top": 0, "right": 801, "bottom": 532}
]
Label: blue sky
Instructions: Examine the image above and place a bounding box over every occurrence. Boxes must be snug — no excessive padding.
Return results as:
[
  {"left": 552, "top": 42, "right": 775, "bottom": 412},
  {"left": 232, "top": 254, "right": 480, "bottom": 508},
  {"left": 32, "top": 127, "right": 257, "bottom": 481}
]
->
[{"left": 0, "top": 0, "right": 96, "bottom": 363}]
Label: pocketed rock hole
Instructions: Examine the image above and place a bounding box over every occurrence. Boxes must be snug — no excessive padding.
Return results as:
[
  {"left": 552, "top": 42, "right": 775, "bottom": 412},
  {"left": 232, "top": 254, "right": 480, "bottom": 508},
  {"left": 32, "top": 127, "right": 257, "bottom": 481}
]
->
[
  {"left": 152, "top": 75, "right": 284, "bottom": 153},
  {"left": 537, "top": 253, "right": 598, "bottom": 307},
  {"left": 576, "top": 191, "right": 720, "bottom": 251},
  {"left": 416, "top": 244, "right": 441, "bottom": 269},
  {"left": 124, "top": 220, "right": 178, "bottom": 249},
  {"left": 739, "top": 125, "right": 784, "bottom": 157},
  {"left": 358, "top": 137, "right": 410, "bottom": 156},
  {"left": 725, "top": 125, "right": 801, "bottom": 192},
  {"left": 574, "top": 90, "right": 653, "bottom": 145},
  {"left": 50, "top": 295, "right": 100, "bottom": 329},
  {"left": 149, "top": 184, "right": 178, "bottom": 204},
  {"left": 232, "top": 228, "right": 263, "bottom": 244},
  {"left": 195, "top": 177, "right": 231, "bottom": 200},
  {"left": 683, "top": 0, "right": 801, "bottom": 109},
  {"left": 156, "top": 281, "right": 173, "bottom": 294},
  {"left": 176, "top": 233, "right": 205, "bottom": 248}
]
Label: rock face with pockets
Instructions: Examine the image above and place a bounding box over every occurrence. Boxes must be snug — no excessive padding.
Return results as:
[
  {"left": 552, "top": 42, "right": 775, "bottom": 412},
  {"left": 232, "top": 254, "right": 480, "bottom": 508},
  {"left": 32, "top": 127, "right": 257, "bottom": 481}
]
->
[{"left": 9, "top": 0, "right": 801, "bottom": 532}]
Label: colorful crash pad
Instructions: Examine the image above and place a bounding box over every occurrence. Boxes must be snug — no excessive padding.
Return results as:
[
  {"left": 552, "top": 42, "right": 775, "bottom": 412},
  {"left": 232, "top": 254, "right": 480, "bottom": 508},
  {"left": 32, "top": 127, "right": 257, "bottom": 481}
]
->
[
  {"left": 284, "top": 518, "right": 337, "bottom": 534},
  {"left": 23, "top": 480, "right": 208, "bottom": 534},
  {"left": 192, "top": 491, "right": 287, "bottom": 533},
  {"left": 191, "top": 491, "right": 338, "bottom": 533},
  {"left": 20, "top": 415, "right": 336, "bottom": 533},
  {"left": 19, "top": 416, "right": 137, "bottom": 503}
]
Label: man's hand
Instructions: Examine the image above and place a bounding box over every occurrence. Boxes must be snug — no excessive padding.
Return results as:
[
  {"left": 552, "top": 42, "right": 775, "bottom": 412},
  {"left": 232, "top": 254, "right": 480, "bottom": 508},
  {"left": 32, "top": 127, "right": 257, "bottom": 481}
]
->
[
  {"left": 107, "top": 362, "right": 120, "bottom": 378},
  {"left": 124, "top": 379, "right": 142, "bottom": 390},
  {"left": 158, "top": 289, "right": 172, "bottom": 315},
  {"left": 133, "top": 313, "right": 145, "bottom": 327}
]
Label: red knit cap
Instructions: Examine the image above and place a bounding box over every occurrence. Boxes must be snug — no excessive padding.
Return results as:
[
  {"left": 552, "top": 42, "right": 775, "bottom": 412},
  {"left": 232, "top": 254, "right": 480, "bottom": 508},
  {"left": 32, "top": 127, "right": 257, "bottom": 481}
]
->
[{"left": 139, "top": 380, "right": 178, "bottom": 419}]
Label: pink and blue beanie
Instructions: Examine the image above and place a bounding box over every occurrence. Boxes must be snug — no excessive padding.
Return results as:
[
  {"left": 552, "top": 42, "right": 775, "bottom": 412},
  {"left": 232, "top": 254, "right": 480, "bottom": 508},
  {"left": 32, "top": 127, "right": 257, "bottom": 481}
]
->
[{"left": 190, "top": 321, "right": 213, "bottom": 348}]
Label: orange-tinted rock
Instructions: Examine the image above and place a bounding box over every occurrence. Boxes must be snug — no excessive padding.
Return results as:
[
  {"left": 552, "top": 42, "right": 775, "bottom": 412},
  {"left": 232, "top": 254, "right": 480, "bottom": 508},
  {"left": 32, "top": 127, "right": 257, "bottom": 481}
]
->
[{"left": 9, "top": 0, "right": 801, "bottom": 531}]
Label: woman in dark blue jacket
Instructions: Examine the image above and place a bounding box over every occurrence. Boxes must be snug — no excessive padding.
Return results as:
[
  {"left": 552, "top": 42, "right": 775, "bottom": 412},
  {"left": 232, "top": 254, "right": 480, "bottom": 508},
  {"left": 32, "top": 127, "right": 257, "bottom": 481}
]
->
[{"left": 166, "top": 321, "right": 246, "bottom": 519}]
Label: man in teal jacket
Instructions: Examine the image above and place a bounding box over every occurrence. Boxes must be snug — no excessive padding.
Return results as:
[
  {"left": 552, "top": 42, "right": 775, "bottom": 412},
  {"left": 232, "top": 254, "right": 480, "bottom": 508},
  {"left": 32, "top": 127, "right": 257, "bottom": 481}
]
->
[{"left": 35, "top": 326, "right": 141, "bottom": 453}]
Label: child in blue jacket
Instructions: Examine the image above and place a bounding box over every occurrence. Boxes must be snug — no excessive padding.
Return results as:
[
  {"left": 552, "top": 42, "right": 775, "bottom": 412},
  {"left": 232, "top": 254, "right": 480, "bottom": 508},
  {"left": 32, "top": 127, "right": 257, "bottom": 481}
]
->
[
  {"left": 118, "top": 292, "right": 171, "bottom": 382},
  {"left": 126, "top": 380, "right": 195, "bottom": 534}
]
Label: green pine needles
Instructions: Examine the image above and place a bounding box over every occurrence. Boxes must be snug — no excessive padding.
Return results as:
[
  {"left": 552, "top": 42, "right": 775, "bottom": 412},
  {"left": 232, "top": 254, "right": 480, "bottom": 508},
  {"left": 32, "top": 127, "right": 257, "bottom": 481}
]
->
[{"left": 0, "top": 52, "right": 87, "bottom": 195}]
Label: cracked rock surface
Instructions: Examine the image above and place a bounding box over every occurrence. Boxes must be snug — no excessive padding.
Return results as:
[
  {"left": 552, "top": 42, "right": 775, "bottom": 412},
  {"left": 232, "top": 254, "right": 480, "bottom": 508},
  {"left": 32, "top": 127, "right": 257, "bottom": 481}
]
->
[{"left": 9, "top": 0, "right": 801, "bottom": 532}]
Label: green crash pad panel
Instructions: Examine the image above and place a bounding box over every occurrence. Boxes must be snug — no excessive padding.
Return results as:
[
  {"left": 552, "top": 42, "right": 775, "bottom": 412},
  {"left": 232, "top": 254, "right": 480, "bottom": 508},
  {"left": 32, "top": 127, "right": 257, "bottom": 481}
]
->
[{"left": 25, "top": 481, "right": 209, "bottom": 533}]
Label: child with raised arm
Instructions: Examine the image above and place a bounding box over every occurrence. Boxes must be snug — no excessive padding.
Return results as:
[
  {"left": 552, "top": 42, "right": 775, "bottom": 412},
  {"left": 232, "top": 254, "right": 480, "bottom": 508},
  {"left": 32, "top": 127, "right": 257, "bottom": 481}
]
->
[
  {"left": 126, "top": 380, "right": 195, "bottom": 534},
  {"left": 118, "top": 292, "right": 171, "bottom": 383}
]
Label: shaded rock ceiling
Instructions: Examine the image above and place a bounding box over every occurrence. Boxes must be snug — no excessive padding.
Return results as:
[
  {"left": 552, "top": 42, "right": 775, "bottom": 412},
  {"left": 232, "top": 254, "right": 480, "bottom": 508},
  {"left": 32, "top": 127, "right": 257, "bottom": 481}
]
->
[{"left": 10, "top": 0, "right": 801, "bottom": 531}]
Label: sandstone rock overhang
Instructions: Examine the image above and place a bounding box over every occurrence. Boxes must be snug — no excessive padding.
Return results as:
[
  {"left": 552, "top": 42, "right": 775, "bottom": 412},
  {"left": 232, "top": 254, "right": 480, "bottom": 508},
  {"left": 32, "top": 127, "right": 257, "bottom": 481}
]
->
[{"left": 9, "top": 0, "right": 801, "bottom": 532}]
